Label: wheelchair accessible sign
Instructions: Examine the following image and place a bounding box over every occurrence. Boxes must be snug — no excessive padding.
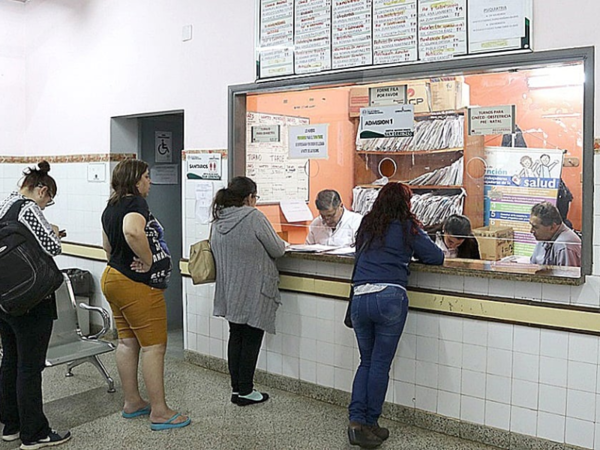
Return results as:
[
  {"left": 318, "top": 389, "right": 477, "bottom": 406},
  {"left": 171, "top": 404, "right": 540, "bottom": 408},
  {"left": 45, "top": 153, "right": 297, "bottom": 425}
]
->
[{"left": 359, "top": 105, "right": 414, "bottom": 139}]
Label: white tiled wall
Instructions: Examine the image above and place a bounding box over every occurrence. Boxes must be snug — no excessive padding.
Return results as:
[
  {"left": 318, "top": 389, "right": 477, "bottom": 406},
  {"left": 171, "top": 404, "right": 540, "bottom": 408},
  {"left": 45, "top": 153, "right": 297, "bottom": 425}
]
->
[
  {"left": 1, "top": 162, "right": 110, "bottom": 246},
  {"left": 184, "top": 276, "right": 600, "bottom": 449}
]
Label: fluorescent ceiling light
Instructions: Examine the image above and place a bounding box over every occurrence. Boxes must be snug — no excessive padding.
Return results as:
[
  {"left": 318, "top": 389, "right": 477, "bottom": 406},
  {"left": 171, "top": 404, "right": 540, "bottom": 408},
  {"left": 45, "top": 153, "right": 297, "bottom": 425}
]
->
[{"left": 527, "top": 66, "right": 584, "bottom": 88}]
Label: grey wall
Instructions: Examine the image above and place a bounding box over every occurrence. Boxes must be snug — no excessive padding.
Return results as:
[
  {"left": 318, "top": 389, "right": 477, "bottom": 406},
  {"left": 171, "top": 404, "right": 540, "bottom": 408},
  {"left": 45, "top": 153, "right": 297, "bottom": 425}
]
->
[{"left": 140, "top": 114, "right": 184, "bottom": 330}]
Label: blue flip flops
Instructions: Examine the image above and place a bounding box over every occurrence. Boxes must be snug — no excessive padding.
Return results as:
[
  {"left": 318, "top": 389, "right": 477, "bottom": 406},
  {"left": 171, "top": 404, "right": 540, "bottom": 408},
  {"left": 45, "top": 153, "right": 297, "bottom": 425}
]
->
[
  {"left": 150, "top": 413, "right": 191, "bottom": 431},
  {"left": 122, "top": 405, "right": 151, "bottom": 419}
]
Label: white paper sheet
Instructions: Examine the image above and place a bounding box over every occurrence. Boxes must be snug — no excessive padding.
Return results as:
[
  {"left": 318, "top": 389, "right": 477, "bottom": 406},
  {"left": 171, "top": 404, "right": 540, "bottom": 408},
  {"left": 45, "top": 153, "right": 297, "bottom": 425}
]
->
[
  {"left": 195, "top": 183, "right": 214, "bottom": 224},
  {"left": 279, "top": 200, "right": 314, "bottom": 223},
  {"left": 324, "top": 246, "right": 356, "bottom": 255},
  {"left": 286, "top": 244, "right": 339, "bottom": 253}
]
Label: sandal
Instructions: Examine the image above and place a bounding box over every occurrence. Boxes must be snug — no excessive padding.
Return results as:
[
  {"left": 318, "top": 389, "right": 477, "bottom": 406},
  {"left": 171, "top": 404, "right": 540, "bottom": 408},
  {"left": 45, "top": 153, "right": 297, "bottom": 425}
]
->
[{"left": 150, "top": 413, "right": 191, "bottom": 431}]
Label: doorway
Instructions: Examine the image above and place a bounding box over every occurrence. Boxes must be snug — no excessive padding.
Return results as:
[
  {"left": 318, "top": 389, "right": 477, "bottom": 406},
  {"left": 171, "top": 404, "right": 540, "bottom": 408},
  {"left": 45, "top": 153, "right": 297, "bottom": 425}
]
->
[{"left": 110, "top": 111, "right": 184, "bottom": 331}]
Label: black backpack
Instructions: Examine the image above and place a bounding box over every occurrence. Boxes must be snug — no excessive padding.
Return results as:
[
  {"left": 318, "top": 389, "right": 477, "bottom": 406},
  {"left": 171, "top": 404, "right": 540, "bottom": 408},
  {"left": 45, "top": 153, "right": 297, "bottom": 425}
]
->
[{"left": 0, "top": 199, "right": 63, "bottom": 316}]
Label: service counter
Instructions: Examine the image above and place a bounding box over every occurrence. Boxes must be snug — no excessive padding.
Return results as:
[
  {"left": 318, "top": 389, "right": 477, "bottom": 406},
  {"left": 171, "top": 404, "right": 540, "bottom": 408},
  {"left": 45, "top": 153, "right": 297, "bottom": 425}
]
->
[{"left": 280, "top": 251, "right": 582, "bottom": 290}]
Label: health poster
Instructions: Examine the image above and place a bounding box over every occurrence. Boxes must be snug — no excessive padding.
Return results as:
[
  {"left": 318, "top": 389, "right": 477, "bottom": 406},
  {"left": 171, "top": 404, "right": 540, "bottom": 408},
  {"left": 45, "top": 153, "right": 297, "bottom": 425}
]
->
[
  {"left": 246, "top": 112, "right": 310, "bottom": 203},
  {"left": 484, "top": 146, "right": 563, "bottom": 256}
]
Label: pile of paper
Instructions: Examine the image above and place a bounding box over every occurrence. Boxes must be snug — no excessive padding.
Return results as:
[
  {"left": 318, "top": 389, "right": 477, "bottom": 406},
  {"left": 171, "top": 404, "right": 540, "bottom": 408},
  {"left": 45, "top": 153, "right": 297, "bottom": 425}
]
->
[
  {"left": 352, "top": 186, "right": 465, "bottom": 227},
  {"left": 352, "top": 186, "right": 381, "bottom": 215},
  {"left": 411, "top": 190, "right": 465, "bottom": 226},
  {"left": 357, "top": 115, "right": 464, "bottom": 152},
  {"left": 407, "top": 157, "right": 463, "bottom": 186}
]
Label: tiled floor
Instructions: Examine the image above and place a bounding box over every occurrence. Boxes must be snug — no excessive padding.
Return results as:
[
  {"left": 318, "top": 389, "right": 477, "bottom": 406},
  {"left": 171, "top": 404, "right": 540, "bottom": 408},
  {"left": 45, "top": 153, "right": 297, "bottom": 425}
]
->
[{"left": 0, "top": 331, "right": 498, "bottom": 449}]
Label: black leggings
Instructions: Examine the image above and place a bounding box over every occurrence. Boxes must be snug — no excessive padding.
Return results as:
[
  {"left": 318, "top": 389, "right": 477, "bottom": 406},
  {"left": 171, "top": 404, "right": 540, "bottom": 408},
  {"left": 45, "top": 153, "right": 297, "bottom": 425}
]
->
[{"left": 227, "top": 322, "right": 264, "bottom": 396}]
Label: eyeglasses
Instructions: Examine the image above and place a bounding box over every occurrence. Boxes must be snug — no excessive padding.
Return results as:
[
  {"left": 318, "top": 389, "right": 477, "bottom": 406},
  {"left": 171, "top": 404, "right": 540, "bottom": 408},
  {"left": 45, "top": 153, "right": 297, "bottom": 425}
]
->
[
  {"left": 253, "top": 194, "right": 261, "bottom": 200},
  {"left": 36, "top": 184, "right": 55, "bottom": 207}
]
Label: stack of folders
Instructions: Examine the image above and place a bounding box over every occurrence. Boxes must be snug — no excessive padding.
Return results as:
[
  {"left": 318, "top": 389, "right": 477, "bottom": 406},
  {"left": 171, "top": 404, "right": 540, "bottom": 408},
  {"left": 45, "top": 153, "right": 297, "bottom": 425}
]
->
[
  {"left": 352, "top": 186, "right": 381, "bottom": 216},
  {"left": 407, "top": 157, "right": 463, "bottom": 186},
  {"left": 356, "top": 115, "right": 464, "bottom": 152},
  {"left": 411, "top": 190, "right": 465, "bottom": 226},
  {"left": 352, "top": 186, "right": 465, "bottom": 226}
]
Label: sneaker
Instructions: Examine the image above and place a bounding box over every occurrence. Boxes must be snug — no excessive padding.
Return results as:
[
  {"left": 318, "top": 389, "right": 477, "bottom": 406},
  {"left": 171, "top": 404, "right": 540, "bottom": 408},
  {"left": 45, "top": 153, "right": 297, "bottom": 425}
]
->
[
  {"left": 236, "top": 390, "right": 269, "bottom": 406},
  {"left": 2, "top": 431, "right": 19, "bottom": 442},
  {"left": 20, "top": 430, "right": 71, "bottom": 450}
]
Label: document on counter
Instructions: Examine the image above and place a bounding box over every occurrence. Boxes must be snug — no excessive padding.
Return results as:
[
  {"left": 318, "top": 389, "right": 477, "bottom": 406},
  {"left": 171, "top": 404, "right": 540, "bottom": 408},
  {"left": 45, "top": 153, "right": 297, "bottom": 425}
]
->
[
  {"left": 324, "top": 246, "right": 355, "bottom": 255},
  {"left": 286, "top": 244, "right": 338, "bottom": 253},
  {"left": 500, "top": 255, "right": 531, "bottom": 264}
]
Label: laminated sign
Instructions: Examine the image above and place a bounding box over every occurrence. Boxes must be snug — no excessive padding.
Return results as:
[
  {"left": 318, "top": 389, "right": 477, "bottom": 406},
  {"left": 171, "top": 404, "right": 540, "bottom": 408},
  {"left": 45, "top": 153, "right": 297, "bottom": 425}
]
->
[
  {"left": 187, "top": 153, "right": 222, "bottom": 180},
  {"left": 359, "top": 105, "right": 415, "bottom": 139}
]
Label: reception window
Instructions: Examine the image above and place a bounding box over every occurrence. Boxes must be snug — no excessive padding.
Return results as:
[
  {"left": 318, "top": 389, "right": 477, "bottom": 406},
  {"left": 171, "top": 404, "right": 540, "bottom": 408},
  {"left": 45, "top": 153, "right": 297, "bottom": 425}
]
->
[{"left": 229, "top": 48, "right": 594, "bottom": 282}]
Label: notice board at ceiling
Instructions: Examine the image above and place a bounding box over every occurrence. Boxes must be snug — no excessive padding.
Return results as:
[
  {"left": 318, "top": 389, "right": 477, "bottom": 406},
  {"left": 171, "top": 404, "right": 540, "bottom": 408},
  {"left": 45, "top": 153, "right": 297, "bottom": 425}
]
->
[{"left": 246, "top": 112, "right": 310, "bottom": 203}]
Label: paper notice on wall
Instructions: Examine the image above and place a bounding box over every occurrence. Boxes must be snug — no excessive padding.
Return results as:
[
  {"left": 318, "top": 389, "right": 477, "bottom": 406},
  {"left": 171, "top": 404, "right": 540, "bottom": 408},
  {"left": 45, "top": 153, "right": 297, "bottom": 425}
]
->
[
  {"left": 151, "top": 164, "right": 178, "bottom": 185},
  {"left": 280, "top": 200, "right": 314, "bottom": 223},
  {"left": 195, "top": 183, "right": 214, "bottom": 224},
  {"left": 418, "top": 0, "right": 467, "bottom": 61},
  {"left": 288, "top": 124, "right": 329, "bottom": 159}
]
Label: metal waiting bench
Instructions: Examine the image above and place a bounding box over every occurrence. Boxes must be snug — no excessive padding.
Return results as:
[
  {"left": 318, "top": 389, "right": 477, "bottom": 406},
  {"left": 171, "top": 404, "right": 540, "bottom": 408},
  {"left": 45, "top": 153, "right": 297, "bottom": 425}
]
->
[{"left": 46, "top": 273, "right": 116, "bottom": 393}]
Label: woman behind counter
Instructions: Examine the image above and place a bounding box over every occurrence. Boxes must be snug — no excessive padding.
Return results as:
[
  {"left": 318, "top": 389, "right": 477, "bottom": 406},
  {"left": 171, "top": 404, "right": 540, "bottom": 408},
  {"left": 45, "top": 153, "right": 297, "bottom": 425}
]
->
[
  {"left": 211, "top": 176, "right": 286, "bottom": 406},
  {"left": 348, "top": 182, "right": 444, "bottom": 449},
  {"left": 429, "top": 214, "right": 480, "bottom": 259}
]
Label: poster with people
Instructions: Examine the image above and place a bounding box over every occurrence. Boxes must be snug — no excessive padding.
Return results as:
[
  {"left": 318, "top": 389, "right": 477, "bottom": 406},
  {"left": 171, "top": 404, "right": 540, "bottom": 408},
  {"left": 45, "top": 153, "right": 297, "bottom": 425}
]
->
[{"left": 483, "top": 147, "right": 564, "bottom": 256}]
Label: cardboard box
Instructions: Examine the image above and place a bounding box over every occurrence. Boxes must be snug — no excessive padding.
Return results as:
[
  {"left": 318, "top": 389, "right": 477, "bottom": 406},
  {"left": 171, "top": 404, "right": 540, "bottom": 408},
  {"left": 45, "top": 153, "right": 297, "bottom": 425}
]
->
[
  {"left": 405, "top": 81, "right": 431, "bottom": 114},
  {"left": 349, "top": 81, "right": 431, "bottom": 117},
  {"left": 430, "top": 78, "right": 470, "bottom": 112},
  {"left": 473, "top": 226, "right": 514, "bottom": 261},
  {"left": 349, "top": 87, "right": 369, "bottom": 118}
]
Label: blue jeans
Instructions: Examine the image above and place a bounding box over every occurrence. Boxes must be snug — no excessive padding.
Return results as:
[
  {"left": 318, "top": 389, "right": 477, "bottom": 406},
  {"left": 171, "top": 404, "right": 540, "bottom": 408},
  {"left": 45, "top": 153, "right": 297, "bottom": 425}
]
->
[{"left": 348, "top": 286, "right": 408, "bottom": 425}]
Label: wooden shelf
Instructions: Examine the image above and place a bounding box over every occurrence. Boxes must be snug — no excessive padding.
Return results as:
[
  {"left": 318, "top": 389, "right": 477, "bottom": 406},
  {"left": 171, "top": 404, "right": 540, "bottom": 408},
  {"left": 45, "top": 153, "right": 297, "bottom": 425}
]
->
[
  {"left": 357, "top": 183, "right": 462, "bottom": 190},
  {"left": 356, "top": 148, "right": 463, "bottom": 155},
  {"left": 409, "top": 185, "right": 462, "bottom": 190},
  {"left": 415, "top": 110, "right": 465, "bottom": 118}
]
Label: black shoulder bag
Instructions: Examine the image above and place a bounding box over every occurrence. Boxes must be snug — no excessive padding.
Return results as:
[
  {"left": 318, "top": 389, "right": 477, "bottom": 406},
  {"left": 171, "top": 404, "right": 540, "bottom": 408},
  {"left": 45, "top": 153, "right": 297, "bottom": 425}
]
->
[{"left": 0, "top": 199, "right": 63, "bottom": 316}]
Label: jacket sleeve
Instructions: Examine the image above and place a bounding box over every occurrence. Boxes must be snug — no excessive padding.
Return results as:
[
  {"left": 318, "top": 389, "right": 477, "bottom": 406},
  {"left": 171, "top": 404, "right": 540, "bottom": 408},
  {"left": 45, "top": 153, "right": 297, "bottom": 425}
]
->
[
  {"left": 19, "top": 202, "right": 62, "bottom": 257},
  {"left": 305, "top": 221, "right": 316, "bottom": 244},
  {"left": 412, "top": 227, "right": 444, "bottom": 265},
  {"left": 255, "top": 211, "right": 286, "bottom": 259}
]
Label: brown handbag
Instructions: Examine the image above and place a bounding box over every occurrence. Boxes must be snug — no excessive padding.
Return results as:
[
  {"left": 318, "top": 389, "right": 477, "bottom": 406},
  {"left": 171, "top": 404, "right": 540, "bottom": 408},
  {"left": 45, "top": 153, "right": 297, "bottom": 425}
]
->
[{"left": 188, "top": 239, "right": 216, "bottom": 285}]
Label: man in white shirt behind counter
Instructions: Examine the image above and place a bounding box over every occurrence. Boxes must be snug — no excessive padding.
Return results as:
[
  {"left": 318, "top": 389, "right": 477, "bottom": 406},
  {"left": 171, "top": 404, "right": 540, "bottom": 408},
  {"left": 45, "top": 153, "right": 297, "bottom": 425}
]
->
[{"left": 305, "top": 190, "right": 362, "bottom": 247}]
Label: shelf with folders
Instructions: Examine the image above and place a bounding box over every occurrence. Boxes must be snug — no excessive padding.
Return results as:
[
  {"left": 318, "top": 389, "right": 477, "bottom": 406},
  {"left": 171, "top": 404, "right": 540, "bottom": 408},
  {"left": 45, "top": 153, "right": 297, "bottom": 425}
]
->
[
  {"left": 353, "top": 110, "right": 485, "bottom": 228},
  {"left": 355, "top": 113, "right": 465, "bottom": 153},
  {"left": 352, "top": 185, "right": 467, "bottom": 226}
]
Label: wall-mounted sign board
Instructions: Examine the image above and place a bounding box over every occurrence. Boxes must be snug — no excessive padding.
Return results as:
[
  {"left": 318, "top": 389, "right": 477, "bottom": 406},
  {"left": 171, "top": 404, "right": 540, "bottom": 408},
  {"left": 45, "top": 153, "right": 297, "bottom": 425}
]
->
[{"left": 256, "top": 0, "right": 532, "bottom": 79}]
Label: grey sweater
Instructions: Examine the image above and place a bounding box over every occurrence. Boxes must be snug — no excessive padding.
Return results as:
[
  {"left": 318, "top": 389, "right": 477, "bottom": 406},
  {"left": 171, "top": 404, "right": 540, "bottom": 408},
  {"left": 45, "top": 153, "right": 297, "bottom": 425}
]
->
[{"left": 211, "top": 206, "right": 286, "bottom": 334}]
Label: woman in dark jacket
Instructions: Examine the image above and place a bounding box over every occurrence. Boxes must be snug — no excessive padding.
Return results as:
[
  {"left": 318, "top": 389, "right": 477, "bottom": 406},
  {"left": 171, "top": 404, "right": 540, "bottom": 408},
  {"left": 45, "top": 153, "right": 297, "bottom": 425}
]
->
[
  {"left": 348, "top": 183, "right": 444, "bottom": 449},
  {"left": 0, "top": 162, "right": 71, "bottom": 448}
]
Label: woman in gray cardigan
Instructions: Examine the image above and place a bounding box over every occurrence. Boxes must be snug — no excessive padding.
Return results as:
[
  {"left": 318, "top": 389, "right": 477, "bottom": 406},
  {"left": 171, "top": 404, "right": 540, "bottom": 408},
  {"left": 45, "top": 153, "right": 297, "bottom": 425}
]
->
[{"left": 211, "top": 176, "right": 286, "bottom": 406}]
